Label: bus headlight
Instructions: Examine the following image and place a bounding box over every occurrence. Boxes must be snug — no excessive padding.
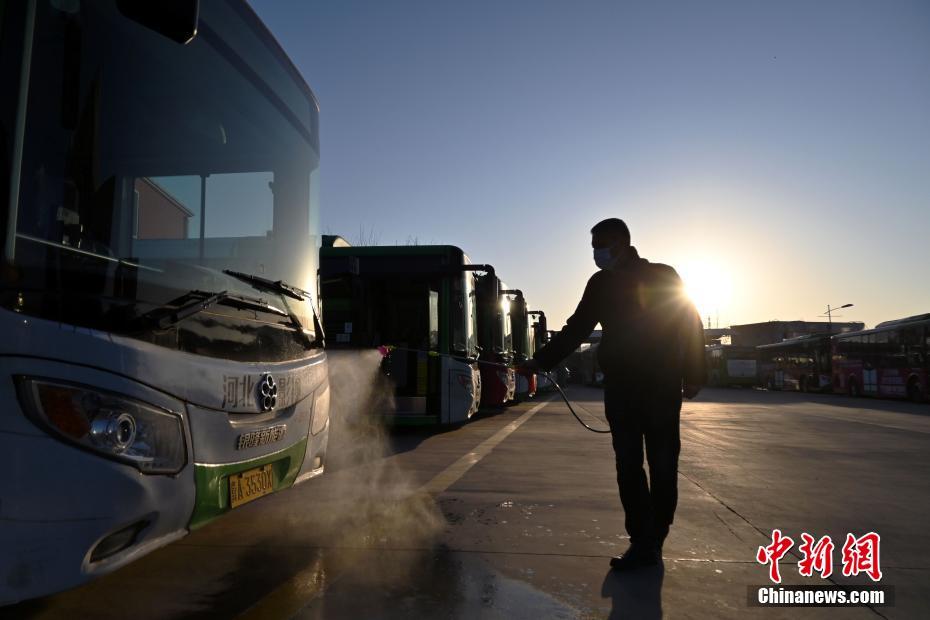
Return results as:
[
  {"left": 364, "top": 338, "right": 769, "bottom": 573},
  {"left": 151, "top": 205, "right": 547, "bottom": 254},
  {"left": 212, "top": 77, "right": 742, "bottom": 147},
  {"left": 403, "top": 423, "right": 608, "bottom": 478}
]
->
[
  {"left": 90, "top": 411, "right": 137, "bottom": 453},
  {"left": 16, "top": 377, "right": 186, "bottom": 474}
]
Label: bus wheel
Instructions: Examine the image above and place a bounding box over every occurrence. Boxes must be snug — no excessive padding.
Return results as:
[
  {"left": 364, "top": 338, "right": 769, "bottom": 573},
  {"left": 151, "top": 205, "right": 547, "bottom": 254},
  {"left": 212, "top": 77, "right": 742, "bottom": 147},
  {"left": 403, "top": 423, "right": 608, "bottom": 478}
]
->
[
  {"left": 848, "top": 379, "right": 860, "bottom": 397},
  {"left": 907, "top": 379, "right": 924, "bottom": 403}
]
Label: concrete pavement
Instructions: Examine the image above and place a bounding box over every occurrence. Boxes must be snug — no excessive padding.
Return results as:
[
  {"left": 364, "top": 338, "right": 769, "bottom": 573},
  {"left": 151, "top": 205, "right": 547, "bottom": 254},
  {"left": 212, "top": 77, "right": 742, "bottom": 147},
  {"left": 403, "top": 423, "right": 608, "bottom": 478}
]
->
[{"left": 6, "top": 387, "right": 928, "bottom": 618}]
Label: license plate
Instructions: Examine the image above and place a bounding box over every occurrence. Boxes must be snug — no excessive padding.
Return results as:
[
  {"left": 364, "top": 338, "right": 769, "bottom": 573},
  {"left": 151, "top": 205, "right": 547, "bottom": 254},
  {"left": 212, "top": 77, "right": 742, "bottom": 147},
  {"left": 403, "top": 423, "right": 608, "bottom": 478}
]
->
[{"left": 229, "top": 464, "right": 275, "bottom": 508}]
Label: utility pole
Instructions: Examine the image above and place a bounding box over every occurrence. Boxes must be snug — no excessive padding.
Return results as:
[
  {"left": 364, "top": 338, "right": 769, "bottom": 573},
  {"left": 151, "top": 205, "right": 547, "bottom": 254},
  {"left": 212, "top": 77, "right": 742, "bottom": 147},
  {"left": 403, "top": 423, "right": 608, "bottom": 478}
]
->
[{"left": 821, "top": 303, "right": 854, "bottom": 334}]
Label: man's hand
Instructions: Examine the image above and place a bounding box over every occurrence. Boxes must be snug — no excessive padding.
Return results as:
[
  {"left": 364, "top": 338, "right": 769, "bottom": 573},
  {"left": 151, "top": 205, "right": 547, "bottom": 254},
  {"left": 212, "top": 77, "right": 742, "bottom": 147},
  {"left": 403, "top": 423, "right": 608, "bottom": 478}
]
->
[
  {"left": 517, "top": 358, "right": 541, "bottom": 374},
  {"left": 683, "top": 384, "right": 701, "bottom": 400}
]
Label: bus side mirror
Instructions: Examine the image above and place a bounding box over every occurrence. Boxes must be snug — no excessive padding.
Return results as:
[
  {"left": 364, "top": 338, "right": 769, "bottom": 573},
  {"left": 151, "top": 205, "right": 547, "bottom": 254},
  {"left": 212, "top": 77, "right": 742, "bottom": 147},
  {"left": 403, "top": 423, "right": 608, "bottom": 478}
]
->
[{"left": 118, "top": 0, "right": 200, "bottom": 45}]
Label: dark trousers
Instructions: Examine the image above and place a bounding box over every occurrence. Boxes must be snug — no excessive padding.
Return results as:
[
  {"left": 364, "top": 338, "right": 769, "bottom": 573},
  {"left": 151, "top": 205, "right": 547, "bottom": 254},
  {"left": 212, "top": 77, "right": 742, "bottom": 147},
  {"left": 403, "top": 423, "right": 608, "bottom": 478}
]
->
[{"left": 604, "top": 383, "right": 682, "bottom": 548}]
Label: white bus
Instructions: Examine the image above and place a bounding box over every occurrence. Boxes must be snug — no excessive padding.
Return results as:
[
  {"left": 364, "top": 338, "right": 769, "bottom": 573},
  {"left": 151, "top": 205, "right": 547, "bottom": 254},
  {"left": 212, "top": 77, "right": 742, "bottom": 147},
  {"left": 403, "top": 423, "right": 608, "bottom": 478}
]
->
[{"left": 1, "top": 0, "right": 330, "bottom": 603}]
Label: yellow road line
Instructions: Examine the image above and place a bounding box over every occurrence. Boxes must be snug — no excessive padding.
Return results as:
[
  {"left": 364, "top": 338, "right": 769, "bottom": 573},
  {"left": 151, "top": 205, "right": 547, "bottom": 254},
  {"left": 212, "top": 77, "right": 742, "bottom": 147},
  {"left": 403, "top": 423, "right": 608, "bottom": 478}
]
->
[
  {"left": 419, "top": 398, "right": 552, "bottom": 495},
  {"left": 237, "top": 555, "right": 331, "bottom": 620},
  {"left": 236, "top": 398, "right": 550, "bottom": 619}
]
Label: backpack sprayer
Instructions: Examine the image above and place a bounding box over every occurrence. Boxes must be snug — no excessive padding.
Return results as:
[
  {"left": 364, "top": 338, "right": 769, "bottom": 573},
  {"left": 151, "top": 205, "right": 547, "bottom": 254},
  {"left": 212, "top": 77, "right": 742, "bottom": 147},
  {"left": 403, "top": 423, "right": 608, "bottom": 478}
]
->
[{"left": 377, "top": 345, "right": 612, "bottom": 434}]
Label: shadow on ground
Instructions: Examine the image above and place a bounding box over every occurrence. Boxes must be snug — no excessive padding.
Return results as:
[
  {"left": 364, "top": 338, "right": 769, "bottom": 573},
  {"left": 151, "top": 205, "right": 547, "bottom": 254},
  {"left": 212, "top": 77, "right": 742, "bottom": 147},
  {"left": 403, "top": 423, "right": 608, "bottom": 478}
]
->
[{"left": 600, "top": 563, "right": 664, "bottom": 620}]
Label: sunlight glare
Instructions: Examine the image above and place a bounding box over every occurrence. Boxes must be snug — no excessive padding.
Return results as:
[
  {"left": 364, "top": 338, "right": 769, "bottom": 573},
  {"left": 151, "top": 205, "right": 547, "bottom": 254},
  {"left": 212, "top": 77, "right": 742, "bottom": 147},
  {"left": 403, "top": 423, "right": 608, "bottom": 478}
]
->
[{"left": 679, "top": 261, "right": 733, "bottom": 326}]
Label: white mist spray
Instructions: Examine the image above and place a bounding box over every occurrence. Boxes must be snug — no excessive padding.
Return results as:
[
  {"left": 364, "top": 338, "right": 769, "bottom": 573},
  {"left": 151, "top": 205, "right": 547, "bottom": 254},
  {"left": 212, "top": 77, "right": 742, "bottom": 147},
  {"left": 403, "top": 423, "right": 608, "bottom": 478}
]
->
[{"left": 317, "top": 350, "right": 444, "bottom": 565}]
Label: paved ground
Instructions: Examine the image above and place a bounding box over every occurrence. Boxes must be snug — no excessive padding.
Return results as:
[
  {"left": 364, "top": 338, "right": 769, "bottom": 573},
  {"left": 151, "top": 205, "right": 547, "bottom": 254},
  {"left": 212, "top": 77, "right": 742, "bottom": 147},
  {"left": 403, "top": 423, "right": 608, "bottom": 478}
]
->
[{"left": 6, "top": 387, "right": 929, "bottom": 619}]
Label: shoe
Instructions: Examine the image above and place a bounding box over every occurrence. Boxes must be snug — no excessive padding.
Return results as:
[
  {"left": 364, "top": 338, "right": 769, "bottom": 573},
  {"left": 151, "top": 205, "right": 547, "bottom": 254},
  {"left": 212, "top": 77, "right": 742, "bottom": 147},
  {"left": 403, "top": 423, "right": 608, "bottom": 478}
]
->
[{"left": 609, "top": 544, "right": 659, "bottom": 571}]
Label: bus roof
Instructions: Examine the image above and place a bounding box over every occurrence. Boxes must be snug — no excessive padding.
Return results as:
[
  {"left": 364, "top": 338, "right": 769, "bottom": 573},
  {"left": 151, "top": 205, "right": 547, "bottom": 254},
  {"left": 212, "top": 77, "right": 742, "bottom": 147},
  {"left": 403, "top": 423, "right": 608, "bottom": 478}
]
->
[
  {"left": 236, "top": 1, "right": 321, "bottom": 112},
  {"left": 833, "top": 313, "right": 930, "bottom": 339},
  {"left": 320, "top": 244, "right": 469, "bottom": 260},
  {"left": 756, "top": 333, "right": 832, "bottom": 350},
  {"left": 319, "top": 245, "right": 475, "bottom": 278},
  {"left": 874, "top": 313, "right": 930, "bottom": 329},
  {"left": 833, "top": 314, "right": 930, "bottom": 340}
]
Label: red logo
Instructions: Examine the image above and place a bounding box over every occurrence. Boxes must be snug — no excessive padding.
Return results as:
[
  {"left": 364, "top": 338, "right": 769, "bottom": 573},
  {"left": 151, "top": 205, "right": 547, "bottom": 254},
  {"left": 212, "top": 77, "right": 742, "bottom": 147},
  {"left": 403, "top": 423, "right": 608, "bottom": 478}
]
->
[
  {"left": 756, "top": 529, "right": 794, "bottom": 584},
  {"left": 841, "top": 532, "right": 882, "bottom": 582},
  {"left": 757, "top": 530, "right": 882, "bottom": 583},
  {"left": 798, "top": 534, "right": 834, "bottom": 579}
]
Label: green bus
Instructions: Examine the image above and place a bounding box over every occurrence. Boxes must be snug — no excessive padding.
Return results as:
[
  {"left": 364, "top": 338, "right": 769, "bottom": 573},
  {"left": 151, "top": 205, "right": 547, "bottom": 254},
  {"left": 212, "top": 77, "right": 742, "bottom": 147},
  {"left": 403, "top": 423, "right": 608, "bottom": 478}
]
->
[{"left": 319, "top": 245, "right": 481, "bottom": 424}]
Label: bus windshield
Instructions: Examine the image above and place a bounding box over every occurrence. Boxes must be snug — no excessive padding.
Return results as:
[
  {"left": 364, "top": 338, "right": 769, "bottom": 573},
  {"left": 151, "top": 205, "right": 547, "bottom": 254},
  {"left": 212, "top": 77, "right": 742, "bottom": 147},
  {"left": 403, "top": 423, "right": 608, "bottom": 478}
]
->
[{"left": 3, "top": 1, "right": 321, "bottom": 359}]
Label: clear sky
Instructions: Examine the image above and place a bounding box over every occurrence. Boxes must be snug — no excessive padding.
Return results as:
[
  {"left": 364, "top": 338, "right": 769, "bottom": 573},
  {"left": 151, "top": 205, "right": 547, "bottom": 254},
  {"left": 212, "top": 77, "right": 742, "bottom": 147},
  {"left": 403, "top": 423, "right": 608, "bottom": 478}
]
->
[{"left": 249, "top": 0, "right": 930, "bottom": 330}]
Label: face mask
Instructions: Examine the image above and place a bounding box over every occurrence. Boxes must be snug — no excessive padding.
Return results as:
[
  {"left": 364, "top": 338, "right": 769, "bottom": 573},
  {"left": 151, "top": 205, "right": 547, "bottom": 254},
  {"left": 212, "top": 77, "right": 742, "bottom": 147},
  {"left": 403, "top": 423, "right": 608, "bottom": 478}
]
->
[{"left": 593, "top": 247, "right": 615, "bottom": 270}]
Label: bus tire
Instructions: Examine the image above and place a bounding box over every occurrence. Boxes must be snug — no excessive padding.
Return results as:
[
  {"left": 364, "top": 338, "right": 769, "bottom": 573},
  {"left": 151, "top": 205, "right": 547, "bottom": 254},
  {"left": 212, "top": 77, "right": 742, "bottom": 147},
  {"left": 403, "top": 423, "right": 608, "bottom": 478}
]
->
[
  {"left": 907, "top": 379, "right": 923, "bottom": 403},
  {"left": 848, "top": 378, "right": 860, "bottom": 398}
]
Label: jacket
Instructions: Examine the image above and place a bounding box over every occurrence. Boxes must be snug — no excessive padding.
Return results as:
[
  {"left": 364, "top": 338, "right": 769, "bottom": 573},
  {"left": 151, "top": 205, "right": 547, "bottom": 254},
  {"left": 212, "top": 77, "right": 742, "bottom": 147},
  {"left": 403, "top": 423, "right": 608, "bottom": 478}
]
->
[{"left": 533, "top": 247, "right": 706, "bottom": 392}]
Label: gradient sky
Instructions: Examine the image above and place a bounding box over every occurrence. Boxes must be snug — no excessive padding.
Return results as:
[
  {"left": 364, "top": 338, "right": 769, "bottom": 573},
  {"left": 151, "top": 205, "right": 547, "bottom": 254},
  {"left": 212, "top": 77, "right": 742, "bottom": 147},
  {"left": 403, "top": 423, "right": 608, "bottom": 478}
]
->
[{"left": 249, "top": 0, "right": 930, "bottom": 330}]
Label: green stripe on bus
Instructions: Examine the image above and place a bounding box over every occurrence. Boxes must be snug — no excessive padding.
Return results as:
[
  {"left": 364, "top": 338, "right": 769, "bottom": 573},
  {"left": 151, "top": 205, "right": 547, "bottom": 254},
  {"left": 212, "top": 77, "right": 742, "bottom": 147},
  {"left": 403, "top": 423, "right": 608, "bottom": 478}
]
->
[{"left": 189, "top": 438, "right": 307, "bottom": 530}]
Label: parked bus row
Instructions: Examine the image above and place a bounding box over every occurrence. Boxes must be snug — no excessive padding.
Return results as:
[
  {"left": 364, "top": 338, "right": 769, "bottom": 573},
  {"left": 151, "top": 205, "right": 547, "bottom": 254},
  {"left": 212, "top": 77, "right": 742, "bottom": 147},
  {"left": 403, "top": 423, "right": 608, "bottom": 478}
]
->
[
  {"left": 707, "top": 314, "right": 930, "bottom": 402},
  {"left": 319, "top": 243, "right": 549, "bottom": 426}
]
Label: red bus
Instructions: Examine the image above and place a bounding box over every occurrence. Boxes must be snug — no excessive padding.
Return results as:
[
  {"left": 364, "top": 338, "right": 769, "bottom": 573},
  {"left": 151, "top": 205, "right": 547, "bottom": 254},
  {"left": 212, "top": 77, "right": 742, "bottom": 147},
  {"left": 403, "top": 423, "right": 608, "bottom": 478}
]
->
[
  {"left": 756, "top": 334, "right": 832, "bottom": 392},
  {"left": 475, "top": 272, "right": 516, "bottom": 407},
  {"left": 831, "top": 314, "right": 930, "bottom": 402}
]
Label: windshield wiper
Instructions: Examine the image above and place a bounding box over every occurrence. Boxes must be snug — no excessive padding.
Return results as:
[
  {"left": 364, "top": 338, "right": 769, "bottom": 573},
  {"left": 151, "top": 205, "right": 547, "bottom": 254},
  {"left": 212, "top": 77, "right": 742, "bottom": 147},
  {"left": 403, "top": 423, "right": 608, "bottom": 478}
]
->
[
  {"left": 142, "top": 289, "right": 289, "bottom": 330},
  {"left": 223, "top": 269, "right": 325, "bottom": 348},
  {"left": 223, "top": 269, "right": 309, "bottom": 301}
]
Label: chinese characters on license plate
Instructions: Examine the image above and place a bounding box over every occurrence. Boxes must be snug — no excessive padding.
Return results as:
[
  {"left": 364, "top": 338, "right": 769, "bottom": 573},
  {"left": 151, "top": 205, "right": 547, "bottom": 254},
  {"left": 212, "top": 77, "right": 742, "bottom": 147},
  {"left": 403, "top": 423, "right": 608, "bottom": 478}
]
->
[{"left": 229, "top": 464, "right": 275, "bottom": 508}]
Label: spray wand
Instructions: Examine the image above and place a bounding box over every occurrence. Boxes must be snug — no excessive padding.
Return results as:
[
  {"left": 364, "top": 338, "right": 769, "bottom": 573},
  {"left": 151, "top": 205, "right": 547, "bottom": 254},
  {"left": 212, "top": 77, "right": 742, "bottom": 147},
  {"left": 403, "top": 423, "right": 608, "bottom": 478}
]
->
[{"left": 376, "top": 345, "right": 611, "bottom": 434}]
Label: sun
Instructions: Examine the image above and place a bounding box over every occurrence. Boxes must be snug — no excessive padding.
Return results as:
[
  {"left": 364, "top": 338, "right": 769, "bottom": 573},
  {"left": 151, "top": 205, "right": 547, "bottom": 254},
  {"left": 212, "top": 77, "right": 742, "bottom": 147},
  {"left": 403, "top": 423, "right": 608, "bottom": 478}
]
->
[{"left": 679, "top": 261, "right": 733, "bottom": 325}]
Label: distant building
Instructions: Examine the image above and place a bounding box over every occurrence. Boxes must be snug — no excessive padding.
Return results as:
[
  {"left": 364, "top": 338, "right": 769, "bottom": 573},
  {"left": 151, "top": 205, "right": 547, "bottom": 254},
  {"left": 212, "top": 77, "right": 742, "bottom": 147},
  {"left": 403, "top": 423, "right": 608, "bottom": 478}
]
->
[
  {"left": 704, "top": 327, "right": 731, "bottom": 346},
  {"left": 729, "top": 320, "right": 864, "bottom": 348}
]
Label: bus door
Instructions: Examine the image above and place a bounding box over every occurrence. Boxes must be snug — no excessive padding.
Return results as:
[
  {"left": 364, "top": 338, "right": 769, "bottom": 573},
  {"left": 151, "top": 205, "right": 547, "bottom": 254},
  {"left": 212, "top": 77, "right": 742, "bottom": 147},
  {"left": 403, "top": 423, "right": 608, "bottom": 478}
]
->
[
  {"left": 863, "top": 334, "right": 879, "bottom": 394},
  {"left": 904, "top": 326, "right": 929, "bottom": 400},
  {"left": 381, "top": 280, "right": 441, "bottom": 416},
  {"left": 879, "top": 331, "right": 906, "bottom": 397},
  {"left": 814, "top": 343, "right": 831, "bottom": 390},
  {"left": 442, "top": 272, "right": 479, "bottom": 423}
]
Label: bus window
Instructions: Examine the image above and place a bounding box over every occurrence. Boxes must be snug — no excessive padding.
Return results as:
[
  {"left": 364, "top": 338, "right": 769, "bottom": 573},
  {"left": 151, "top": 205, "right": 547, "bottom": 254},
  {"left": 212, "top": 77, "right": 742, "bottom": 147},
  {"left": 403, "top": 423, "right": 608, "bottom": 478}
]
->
[
  {"left": 886, "top": 332, "right": 905, "bottom": 368},
  {"left": 858, "top": 335, "right": 871, "bottom": 364},
  {"left": 451, "top": 275, "right": 466, "bottom": 353},
  {"left": 902, "top": 327, "right": 923, "bottom": 366},
  {"left": 873, "top": 333, "right": 888, "bottom": 367},
  {"left": 466, "top": 274, "right": 478, "bottom": 356},
  {"left": 429, "top": 290, "right": 439, "bottom": 350},
  {"left": 381, "top": 279, "right": 433, "bottom": 350},
  {"left": 451, "top": 272, "right": 479, "bottom": 357},
  {"left": 502, "top": 306, "right": 513, "bottom": 354}
]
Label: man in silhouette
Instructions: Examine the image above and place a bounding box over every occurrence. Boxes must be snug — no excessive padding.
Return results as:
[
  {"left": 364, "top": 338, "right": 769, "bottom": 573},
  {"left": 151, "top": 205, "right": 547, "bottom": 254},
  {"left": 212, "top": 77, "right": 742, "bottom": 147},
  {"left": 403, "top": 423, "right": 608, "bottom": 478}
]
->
[{"left": 521, "top": 218, "right": 705, "bottom": 570}]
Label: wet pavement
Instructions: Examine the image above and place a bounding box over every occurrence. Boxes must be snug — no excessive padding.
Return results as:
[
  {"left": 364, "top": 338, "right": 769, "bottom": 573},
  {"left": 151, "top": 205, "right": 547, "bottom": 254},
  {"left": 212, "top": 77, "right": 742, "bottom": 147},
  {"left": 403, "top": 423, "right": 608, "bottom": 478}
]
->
[{"left": 5, "top": 387, "right": 929, "bottom": 619}]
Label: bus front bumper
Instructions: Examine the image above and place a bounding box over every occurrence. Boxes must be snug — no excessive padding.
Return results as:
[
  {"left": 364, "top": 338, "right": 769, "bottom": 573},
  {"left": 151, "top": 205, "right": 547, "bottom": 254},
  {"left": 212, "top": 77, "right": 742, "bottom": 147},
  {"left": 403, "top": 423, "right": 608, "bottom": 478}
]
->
[{"left": 0, "top": 431, "right": 196, "bottom": 606}]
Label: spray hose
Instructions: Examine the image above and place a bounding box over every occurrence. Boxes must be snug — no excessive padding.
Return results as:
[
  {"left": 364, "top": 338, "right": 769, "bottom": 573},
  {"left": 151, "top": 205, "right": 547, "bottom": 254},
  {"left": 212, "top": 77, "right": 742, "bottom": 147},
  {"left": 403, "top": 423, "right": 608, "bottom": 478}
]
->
[
  {"left": 543, "top": 370, "right": 612, "bottom": 434},
  {"left": 376, "top": 345, "right": 612, "bottom": 434}
]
